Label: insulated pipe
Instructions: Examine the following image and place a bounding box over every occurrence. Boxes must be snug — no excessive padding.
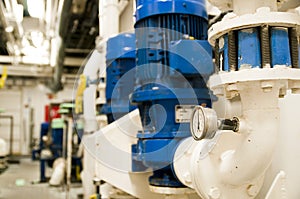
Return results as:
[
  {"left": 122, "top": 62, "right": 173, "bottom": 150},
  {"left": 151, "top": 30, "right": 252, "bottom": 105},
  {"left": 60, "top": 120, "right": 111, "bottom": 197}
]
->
[
  {"left": 83, "top": 50, "right": 102, "bottom": 133},
  {"left": 99, "top": 0, "right": 128, "bottom": 39},
  {"left": 48, "top": 0, "right": 72, "bottom": 93},
  {"left": 49, "top": 157, "right": 66, "bottom": 186},
  {"left": 9, "top": 0, "right": 24, "bottom": 39},
  {"left": 0, "top": 1, "right": 18, "bottom": 55}
]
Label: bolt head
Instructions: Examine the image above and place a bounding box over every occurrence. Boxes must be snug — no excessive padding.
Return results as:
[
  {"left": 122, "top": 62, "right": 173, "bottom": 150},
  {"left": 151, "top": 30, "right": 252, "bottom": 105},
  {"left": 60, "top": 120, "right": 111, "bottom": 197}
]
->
[
  {"left": 247, "top": 184, "right": 259, "bottom": 197},
  {"left": 209, "top": 187, "right": 221, "bottom": 199},
  {"left": 183, "top": 172, "right": 191, "bottom": 183}
]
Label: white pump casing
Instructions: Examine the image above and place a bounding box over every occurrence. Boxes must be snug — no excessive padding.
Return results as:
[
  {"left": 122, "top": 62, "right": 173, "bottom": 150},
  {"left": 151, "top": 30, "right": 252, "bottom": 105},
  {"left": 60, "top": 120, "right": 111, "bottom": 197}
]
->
[{"left": 174, "top": 67, "right": 300, "bottom": 199}]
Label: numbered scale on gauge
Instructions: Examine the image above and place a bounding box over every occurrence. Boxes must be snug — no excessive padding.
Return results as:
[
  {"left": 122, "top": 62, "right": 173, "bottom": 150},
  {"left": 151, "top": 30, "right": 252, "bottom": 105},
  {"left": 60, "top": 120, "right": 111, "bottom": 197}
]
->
[{"left": 190, "top": 106, "right": 218, "bottom": 140}]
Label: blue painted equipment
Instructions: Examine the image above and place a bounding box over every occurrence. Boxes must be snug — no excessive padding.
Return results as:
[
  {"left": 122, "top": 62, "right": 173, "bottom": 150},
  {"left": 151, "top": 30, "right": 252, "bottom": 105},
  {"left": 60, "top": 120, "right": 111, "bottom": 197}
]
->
[
  {"left": 271, "top": 27, "right": 292, "bottom": 67},
  {"left": 39, "top": 119, "right": 64, "bottom": 182},
  {"left": 131, "top": 0, "right": 213, "bottom": 187},
  {"left": 217, "top": 26, "right": 299, "bottom": 71},
  {"left": 101, "top": 33, "right": 137, "bottom": 123},
  {"left": 32, "top": 122, "right": 49, "bottom": 160},
  {"left": 33, "top": 105, "right": 83, "bottom": 183},
  {"left": 50, "top": 118, "right": 64, "bottom": 157},
  {"left": 237, "top": 28, "right": 261, "bottom": 69}
]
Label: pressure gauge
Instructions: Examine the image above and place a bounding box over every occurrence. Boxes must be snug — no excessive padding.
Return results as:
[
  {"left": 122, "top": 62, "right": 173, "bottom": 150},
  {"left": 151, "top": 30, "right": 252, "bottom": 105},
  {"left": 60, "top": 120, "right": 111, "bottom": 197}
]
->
[{"left": 190, "top": 106, "right": 218, "bottom": 140}]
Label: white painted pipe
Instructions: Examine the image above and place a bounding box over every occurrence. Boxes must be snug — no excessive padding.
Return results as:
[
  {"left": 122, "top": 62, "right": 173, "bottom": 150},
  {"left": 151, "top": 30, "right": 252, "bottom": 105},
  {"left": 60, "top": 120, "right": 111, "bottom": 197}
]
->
[
  {"left": 118, "top": 0, "right": 129, "bottom": 15},
  {"left": 49, "top": 158, "right": 66, "bottom": 186},
  {"left": 81, "top": 148, "right": 96, "bottom": 199},
  {"left": 82, "top": 2, "right": 130, "bottom": 198},
  {"left": 0, "top": 138, "right": 8, "bottom": 156},
  {"left": 99, "top": 0, "right": 120, "bottom": 39},
  {"left": 83, "top": 50, "right": 102, "bottom": 133},
  {"left": 83, "top": 0, "right": 129, "bottom": 133}
]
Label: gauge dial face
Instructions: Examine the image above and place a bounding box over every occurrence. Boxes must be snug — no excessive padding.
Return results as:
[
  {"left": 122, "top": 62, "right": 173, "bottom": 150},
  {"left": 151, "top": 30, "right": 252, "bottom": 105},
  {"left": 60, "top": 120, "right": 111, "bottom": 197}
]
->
[{"left": 190, "top": 106, "right": 206, "bottom": 140}]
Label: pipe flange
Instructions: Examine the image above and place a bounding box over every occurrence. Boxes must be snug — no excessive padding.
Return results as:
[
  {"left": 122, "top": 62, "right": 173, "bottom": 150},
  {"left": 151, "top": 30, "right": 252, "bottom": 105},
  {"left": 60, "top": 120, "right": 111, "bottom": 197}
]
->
[
  {"left": 209, "top": 67, "right": 300, "bottom": 98},
  {"left": 208, "top": 0, "right": 300, "bottom": 12},
  {"left": 149, "top": 185, "right": 196, "bottom": 195},
  {"left": 208, "top": 8, "right": 300, "bottom": 46}
]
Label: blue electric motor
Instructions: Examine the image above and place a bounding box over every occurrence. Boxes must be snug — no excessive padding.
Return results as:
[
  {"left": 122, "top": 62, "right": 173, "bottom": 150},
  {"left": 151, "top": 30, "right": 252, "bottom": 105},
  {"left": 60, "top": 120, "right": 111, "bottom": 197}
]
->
[
  {"left": 101, "top": 33, "right": 137, "bottom": 123},
  {"left": 131, "top": 0, "right": 213, "bottom": 187}
]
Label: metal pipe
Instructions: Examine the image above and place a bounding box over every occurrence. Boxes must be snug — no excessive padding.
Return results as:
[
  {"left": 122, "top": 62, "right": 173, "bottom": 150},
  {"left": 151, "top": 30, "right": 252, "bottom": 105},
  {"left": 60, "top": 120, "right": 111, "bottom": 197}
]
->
[
  {"left": 66, "top": 117, "right": 73, "bottom": 198},
  {"left": 1, "top": 0, "right": 24, "bottom": 55},
  {"left": 118, "top": 0, "right": 129, "bottom": 14},
  {"left": 61, "top": 117, "right": 68, "bottom": 195},
  {"left": 4, "top": 0, "right": 12, "bottom": 13},
  {"left": 0, "top": 1, "right": 17, "bottom": 55},
  {"left": 83, "top": 0, "right": 126, "bottom": 132},
  {"left": 48, "top": 0, "right": 72, "bottom": 92},
  {"left": 45, "top": 0, "right": 54, "bottom": 38},
  {"left": 9, "top": 0, "right": 24, "bottom": 39},
  {"left": 99, "top": 0, "right": 120, "bottom": 38},
  {"left": 218, "top": 117, "right": 239, "bottom": 132},
  {"left": 50, "top": 0, "right": 59, "bottom": 34},
  {"left": 83, "top": 50, "right": 102, "bottom": 133}
]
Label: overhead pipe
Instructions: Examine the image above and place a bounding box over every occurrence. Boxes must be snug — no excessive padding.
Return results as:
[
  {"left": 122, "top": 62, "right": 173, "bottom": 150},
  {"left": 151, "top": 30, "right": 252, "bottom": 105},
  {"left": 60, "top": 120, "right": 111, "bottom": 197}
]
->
[
  {"left": 1, "top": 0, "right": 24, "bottom": 55},
  {"left": 45, "top": 0, "right": 57, "bottom": 39},
  {"left": 48, "top": 0, "right": 72, "bottom": 92},
  {"left": 0, "top": 1, "right": 19, "bottom": 56},
  {"left": 9, "top": 0, "right": 24, "bottom": 39},
  {"left": 99, "top": 0, "right": 129, "bottom": 39}
]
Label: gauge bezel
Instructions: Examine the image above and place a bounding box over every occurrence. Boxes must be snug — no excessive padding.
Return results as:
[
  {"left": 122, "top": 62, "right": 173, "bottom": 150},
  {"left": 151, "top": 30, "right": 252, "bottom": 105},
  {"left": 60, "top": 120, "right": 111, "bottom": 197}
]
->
[{"left": 190, "top": 105, "right": 207, "bottom": 140}]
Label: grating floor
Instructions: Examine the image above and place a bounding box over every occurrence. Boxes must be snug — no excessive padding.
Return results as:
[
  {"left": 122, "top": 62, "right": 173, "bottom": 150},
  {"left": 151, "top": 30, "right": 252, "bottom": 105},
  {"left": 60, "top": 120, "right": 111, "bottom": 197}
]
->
[{"left": 0, "top": 158, "right": 83, "bottom": 199}]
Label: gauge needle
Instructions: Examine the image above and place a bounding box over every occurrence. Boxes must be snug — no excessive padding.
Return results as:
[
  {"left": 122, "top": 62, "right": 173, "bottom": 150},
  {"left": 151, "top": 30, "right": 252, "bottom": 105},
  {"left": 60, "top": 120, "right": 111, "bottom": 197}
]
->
[{"left": 197, "top": 111, "right": 200, "bottom": 131}]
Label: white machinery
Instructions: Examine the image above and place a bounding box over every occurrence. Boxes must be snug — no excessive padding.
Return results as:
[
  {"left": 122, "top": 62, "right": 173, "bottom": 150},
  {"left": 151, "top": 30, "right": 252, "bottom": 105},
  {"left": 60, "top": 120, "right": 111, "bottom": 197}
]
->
[
  {"left": 0, "top": 137, "right": 8, "bottom": 174},
  {"left": 176, "top": 0, "right": 300, "bottom": 198},
  {"left": 81, "top": 0, "right": 300, "bottom": 198}
]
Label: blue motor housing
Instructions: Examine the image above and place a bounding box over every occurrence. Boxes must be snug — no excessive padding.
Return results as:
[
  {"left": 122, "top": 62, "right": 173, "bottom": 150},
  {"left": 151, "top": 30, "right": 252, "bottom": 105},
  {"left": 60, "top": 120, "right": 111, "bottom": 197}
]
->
[
  {"left": 135, "top": 0, "right": 207, "bottom": 22},
  {"left": 132, "top": 0, "right": 213, "bottom": 187},
  {"left": 101, "top": 33, "right": 137, "bottom": 123}
]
